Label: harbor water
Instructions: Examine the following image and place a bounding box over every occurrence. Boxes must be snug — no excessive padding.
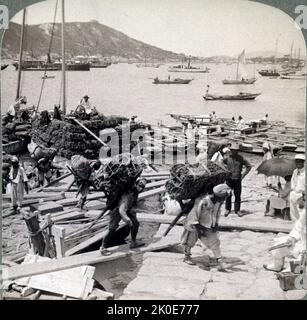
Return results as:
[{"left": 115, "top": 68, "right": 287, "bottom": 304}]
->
[{"left": 1, "top": 63, "right": 305, "bottom": 127}]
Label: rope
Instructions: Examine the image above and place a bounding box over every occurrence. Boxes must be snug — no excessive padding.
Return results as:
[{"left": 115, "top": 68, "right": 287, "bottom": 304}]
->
[{"left": 36, "top": 0, "right": 59, "bottom": 111}]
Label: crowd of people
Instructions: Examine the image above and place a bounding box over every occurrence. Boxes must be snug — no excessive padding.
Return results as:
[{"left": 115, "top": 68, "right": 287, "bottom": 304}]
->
[{"left": 2, "top": 98, "right": 305, "bottom": 274}]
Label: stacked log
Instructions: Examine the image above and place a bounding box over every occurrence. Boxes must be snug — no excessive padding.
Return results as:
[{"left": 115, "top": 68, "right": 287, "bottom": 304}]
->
[
  {"left": 30, "top": 115, "right": 146, "bottom": 159},
  {"left": 2, "top": 120, "right": 32, "bottom": 144}
]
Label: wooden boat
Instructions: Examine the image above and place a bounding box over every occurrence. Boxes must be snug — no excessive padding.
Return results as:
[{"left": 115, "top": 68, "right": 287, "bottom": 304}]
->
[
  {"left": 1, "top": 64, "right": 9, "bottom": 70},
  {"left": 13, "top": 60, "right": 90, "bottom": 71},
  {"left": 203, "top": 92, "right": 261, "bottom": 101},
  {"left": 223, "top": 78, "right": 256, "bottom": 85},
  {"left": 280, "top": 73, "right": 306, "bottom": 80},
  {"left": 153, "top": 77, "right": 193, "bottom": 84},
  {"left": 222, "top": 50, "right": 257, "bottom": 85},
  {"left": 258, "top": 69, "right": 280, "bottom": 77}
]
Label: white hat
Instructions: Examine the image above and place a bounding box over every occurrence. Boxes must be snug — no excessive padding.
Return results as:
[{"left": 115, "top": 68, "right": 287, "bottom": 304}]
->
[
  {"left": 262, "top": 142, "right": 270, "bottom": 149},
  {"left": 295, "top": 154, "right": 305, "bottom": 161},
  {"left": 222, "top": 147, "right": 230, "bottom": 153},
  {"left": 213, "top": 184, "right": 232, "bottom": 197},
  {"left": 11, "top": 156, "right": 19, "bottom": 163}
]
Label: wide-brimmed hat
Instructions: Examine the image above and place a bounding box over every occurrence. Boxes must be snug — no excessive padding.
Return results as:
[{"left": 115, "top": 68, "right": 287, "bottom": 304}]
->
[
  {"left": 229, "top": 143, "right": 240, "bottom": 150},
  {"left": 295, "top": 154, "right": 305, "bottom": 161}
]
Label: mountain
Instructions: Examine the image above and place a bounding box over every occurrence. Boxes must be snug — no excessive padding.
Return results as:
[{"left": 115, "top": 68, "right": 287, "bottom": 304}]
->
[{"left": 1, "top": 20, "right": 186, "bottom": 61}]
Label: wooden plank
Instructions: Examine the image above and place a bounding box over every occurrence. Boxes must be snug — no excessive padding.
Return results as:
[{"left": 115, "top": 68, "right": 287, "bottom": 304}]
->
[
  {"left": 30, "top": 202, "right": 64, "bottom": 215},
  {"left": 141, "top": 171, "right": 169, "bottom": 177},
  {"left": 15, "top": 255, "right": 95, "bottom": 299},
  {"left": 52, "top": 211, "right": 85, "bottom": 223},
  {"left": 33, "top": 172, "right": 72, "bottom": 193},
  {"left": 2, "top": 194, "right": 65, "bottom": 209},
  {"left": 136, "top": 213, "right": 292, "bottom": 234},
  {"left": 138, "top": 186, "right": 165, "bottom": 200},
  {"left": 65, "top": 230, "right": 107, "bottom": 256},
  {"left": 145, "top": 180, "right": 167, "bottom": 189},
  {"left": 3, "top": 237, "right": 180, "bottom": 281},
  {"left": 2, "top": 193, "right": 63, "bottom": 200}
]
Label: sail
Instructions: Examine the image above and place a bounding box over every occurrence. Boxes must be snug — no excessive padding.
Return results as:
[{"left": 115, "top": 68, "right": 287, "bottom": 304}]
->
[{"left": 236, "top": 49, "right": 248, "bottom": 80}]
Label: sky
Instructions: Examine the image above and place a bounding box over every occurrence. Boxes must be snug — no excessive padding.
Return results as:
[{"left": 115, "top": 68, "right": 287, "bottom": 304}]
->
[{"left": 11, "top": 0, "right": 306, "bottom": 57}]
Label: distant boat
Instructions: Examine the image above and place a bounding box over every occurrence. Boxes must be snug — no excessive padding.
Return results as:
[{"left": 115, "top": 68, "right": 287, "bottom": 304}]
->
[
  {"left": 136, "top": 63, "right": 160, "bottom": 68},
  {"left": 88, "top": 56, "right": 111, "bottom": 68},
  {"left": 258, "top": 69, "right": 280, "bottom": 77},
  {"left": 1, "top": 64, "right": 9, "bottom": 70},
  {"left": 168, "top": 57, "right": 209, "bottom": 73},
  {"left": 222, "top": 49, "right": 257, "bottom": 85},
  {"left": 280, "top": 72, "right": 306, "bottom": 80},
  {"left": 13, "top": 59, "right": 90, "bottom": 71},
  {"left": 203, "top": 85, "right": 261, "bottom": 100},
  {"left": 152, "top": 77, "right": 193, "bottom": 84},
  {"left": 203, "top": 92, "right": 261, "bottom": 100}
]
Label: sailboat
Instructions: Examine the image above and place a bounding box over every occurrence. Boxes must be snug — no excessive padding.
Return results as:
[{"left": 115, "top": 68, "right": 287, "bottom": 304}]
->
[
  {"left": 222, "top": 49, "right": 256, "bottom": 84},
  {"left": 258, "top": 37, "right": 280, "bottom": 77}
]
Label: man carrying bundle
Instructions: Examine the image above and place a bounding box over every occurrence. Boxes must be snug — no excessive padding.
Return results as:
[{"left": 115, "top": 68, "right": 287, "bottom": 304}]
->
[
  {"left": 100, "top": 179, "right": 147, "bottom": 255},
  {"left": 70, "top": 156, "right": 102, "bottom": 210},
  {"left": 181, "top": 184, "right": 232, "bottom": 268}
]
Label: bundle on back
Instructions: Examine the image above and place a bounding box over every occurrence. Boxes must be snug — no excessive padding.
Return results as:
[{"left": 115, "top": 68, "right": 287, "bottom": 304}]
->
[
  {"left": 165, "top": 161, "right": 230, "bottom": 201},
  {"left": 71, "top": 155, "right": 92, "bottom": 181},
  {"left": 94, "top": 153, "right": 144, "bottom": 208}
]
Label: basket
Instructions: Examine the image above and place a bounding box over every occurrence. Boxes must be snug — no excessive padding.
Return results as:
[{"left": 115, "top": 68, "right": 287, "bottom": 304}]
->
[
  {"left": 165, "top": 161, "right": 230, "bottom": 201},
  {"left": 71, "top": 155, "right": 91, "bottom": 181}
]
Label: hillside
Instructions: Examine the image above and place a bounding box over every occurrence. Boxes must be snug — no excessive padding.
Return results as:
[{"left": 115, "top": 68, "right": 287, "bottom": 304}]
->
[{"left": 1, "top": 20, "right": 185, "bottom": 61}]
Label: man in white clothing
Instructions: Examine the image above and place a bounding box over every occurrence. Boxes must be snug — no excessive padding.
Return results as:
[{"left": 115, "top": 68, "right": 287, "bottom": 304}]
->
[
  {"left": 263, "top": 192, "right": 306, "bottom": 272},
  {"left": 79, "top": 95, "right": 94, "bottom": 115},
  {"left": 8, "top": 156, "right": 29, "bottom": 214},
  {"left": 290, "top": 154, "right": 305, "bottom": 221}
]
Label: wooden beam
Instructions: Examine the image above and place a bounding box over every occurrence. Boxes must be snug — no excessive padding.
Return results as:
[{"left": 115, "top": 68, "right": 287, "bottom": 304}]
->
[
  {"left": 72, "top": 118, "right": 108, "bottom": 147},
  {"left": 33, "top": 172, "right": 72, "bottom": 193},
  {"left": 138, "top": 186, "right": 165, "bottom": 200},
  {"left": 3, "top": 237, "right": 180, "bottom": 281},
  {"left": 2, "top": 193, "right": 65, "bottom": 209},
  {"left": 136, "top": 213, "right": 292, "bottom": 234}
]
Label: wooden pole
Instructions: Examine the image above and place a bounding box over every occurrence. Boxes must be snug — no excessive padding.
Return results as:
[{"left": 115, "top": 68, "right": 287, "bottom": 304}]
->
[
  {"left": 16, "top": 9, "right": 26, "bottom": 100},
  {"left": 61, "top": 0, "right": 66, "bottom": 115},
  {"left": 72, "top": 118, "right": 108, "bottom": 147},
  {"left": 23, "top": 211, "right": 46, "bottom": 256}
]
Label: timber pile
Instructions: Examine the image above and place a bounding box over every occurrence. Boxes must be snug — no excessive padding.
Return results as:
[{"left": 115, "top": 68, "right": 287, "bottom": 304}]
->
[
  {"left": 30, "top": 114, "right": 146, "bottom": 159},
  {"left": 2, "top": 254, "right": 114, "bottom": 300},
  {"left": 2, "top": 117, "right": 32, "bottom": 144}
]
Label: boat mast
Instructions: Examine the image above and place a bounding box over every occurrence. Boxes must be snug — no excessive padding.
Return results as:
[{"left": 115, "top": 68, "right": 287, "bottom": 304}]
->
[
  {"left": 289, "top": 41, "right": 293, "bottom": 67},
  {"left": 236, "top": 49, "right": 244, "bottom": 80},
  {"left": 61, "top": 0, "right": 66, "bottom": 115},
  {"left": 274, "top": 35, "right": 280, "bottom": 69},
  {"left": 16, "top": 9, "right": 26, "bottom": 100}
]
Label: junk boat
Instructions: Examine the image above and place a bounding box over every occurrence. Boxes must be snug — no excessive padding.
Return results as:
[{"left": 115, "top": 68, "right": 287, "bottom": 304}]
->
[
  {"left": 203, "top": 85, "right": 261, "bottom": 100},
  {"left": 222, "top": 49, "right": 257, "bottom": 85}
]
